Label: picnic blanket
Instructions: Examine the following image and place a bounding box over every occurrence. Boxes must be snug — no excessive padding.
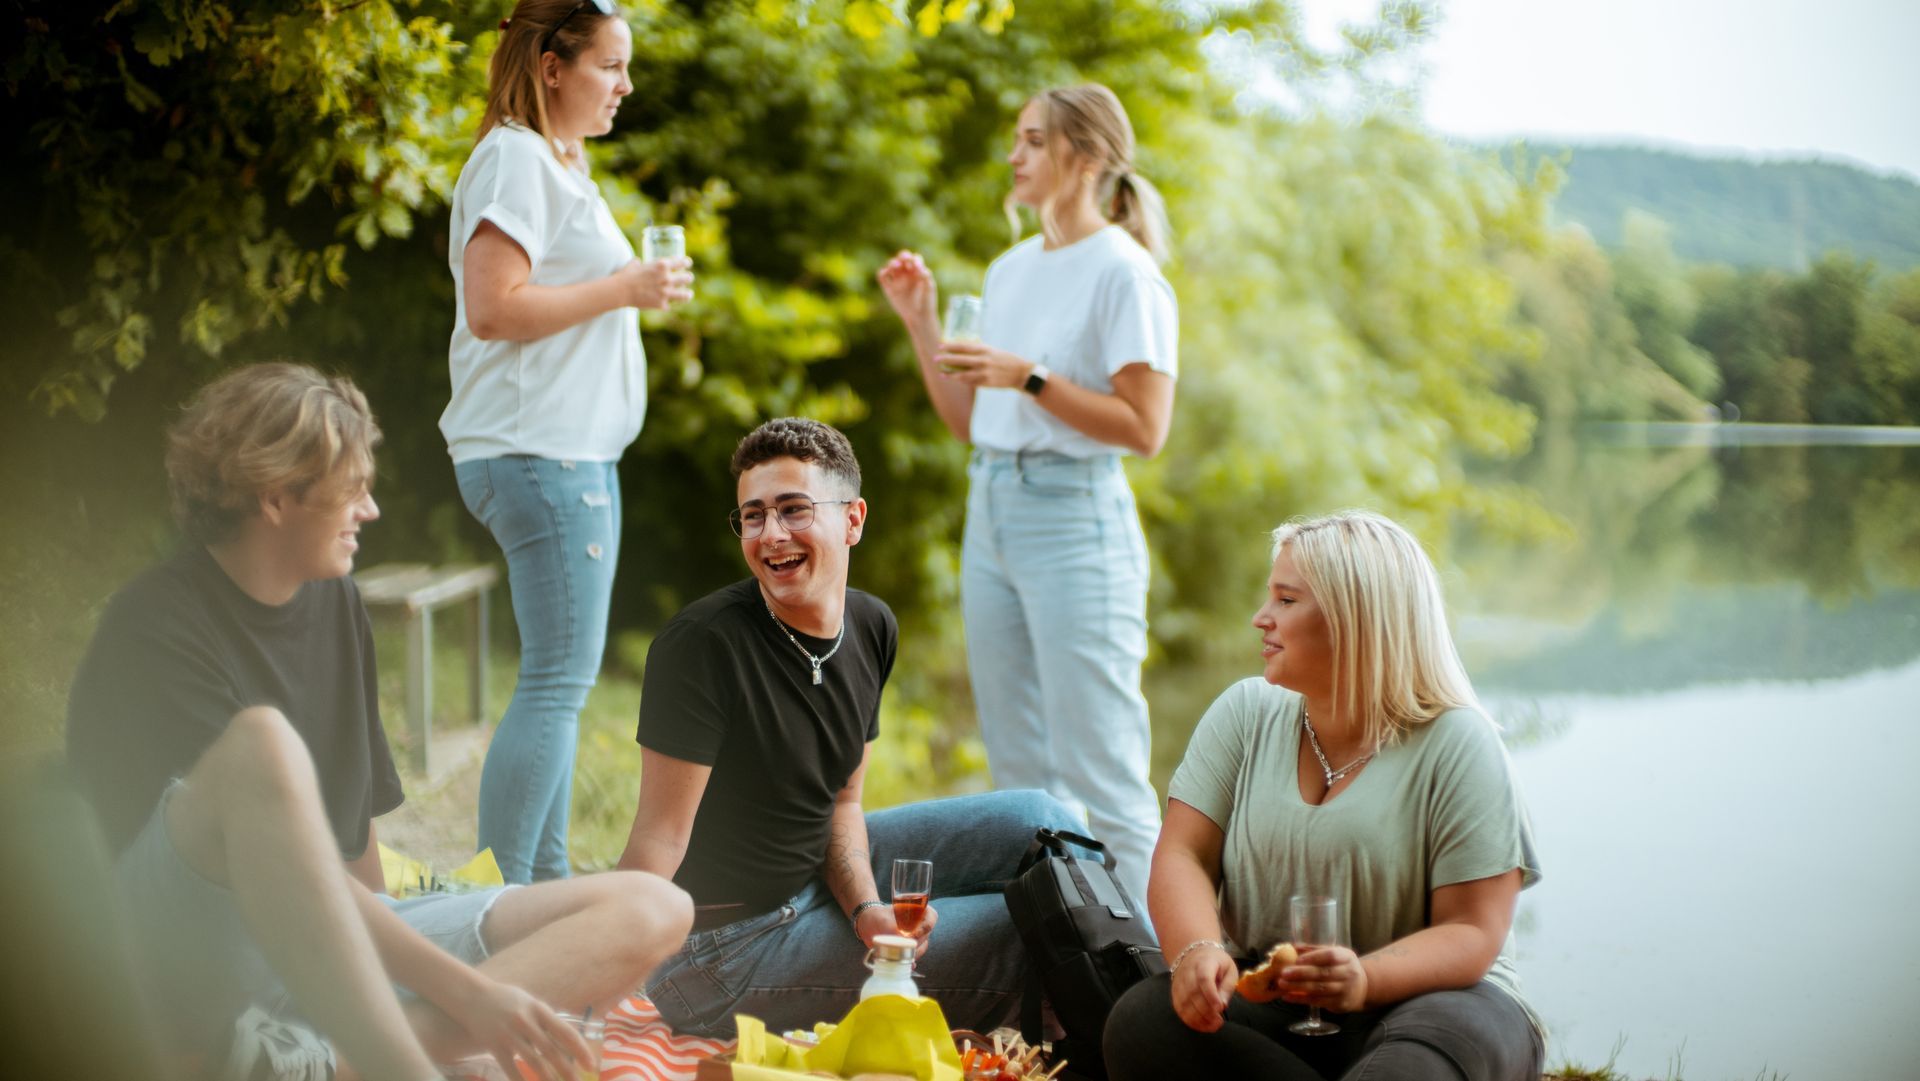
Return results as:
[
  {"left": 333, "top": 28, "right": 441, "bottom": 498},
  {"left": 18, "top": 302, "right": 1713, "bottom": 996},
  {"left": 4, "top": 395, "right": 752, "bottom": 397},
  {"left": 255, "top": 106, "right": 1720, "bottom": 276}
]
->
[{"left": 600, "top": 994, "right": 734, "bottom": 1081}]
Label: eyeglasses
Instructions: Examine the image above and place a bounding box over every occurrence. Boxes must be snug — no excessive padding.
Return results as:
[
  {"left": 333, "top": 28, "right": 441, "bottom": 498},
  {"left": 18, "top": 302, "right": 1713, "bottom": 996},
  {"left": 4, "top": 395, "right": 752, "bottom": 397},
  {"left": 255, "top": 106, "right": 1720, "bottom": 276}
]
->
[
  {"left": 542, "top": 0, "right": 616, "bottom": 52},
  {"left": 730, "top": 497, "right": 853, "bottom": 539}
]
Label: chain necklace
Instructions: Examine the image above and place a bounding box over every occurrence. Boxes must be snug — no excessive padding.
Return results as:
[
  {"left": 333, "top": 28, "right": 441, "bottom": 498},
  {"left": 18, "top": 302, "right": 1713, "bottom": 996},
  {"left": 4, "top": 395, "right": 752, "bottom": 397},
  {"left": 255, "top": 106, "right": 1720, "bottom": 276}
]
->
[
  {"left": 1301, "top": 707, "right": 1377, "bottom": 792},
  {"left": 765, "top": 603, "right": 846, "bottom": 685}
]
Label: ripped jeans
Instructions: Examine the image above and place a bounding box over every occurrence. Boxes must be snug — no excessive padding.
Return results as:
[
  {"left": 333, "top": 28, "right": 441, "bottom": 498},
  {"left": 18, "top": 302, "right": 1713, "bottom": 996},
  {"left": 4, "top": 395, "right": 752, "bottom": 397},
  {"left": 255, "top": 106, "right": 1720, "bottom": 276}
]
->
[{"left": 456, "top": 456, "right": 621, "bottom": 883}]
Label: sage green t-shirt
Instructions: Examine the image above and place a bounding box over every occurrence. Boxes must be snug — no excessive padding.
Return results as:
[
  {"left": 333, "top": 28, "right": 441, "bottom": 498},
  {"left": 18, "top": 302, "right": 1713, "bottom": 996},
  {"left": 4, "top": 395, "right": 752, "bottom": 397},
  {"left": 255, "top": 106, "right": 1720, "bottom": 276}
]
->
[{"left": 1168, "top": 677, "right": 1542, "bottom": 1028}]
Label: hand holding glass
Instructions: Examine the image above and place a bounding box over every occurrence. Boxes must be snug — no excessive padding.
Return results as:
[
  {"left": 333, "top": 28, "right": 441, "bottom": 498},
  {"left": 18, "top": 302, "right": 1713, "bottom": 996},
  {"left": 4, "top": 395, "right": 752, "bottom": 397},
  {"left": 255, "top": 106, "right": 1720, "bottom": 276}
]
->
[
  {"left": 1288, "top": 894, "right": 1345, "bottom": 1036},
  {"left": 891, "top": 858, "right": 933, "bottom": 935},
  {"left": 514, "top": 1011, "right": 603, "bottom": 1081},
  {"left": 940, "top": 295, "right": 984, "bottom": 373}
]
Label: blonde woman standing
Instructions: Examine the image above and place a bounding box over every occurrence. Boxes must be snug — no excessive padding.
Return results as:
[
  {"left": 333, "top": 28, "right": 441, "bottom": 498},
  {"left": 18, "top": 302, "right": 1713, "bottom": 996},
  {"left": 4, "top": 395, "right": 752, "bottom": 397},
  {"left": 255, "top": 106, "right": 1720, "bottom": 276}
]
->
[
  {"left": 878, "top": 85, "right": 1176, "bottom": 900},
  {"left": 444, "top": 0, "right": 692, "bottom": 883}
]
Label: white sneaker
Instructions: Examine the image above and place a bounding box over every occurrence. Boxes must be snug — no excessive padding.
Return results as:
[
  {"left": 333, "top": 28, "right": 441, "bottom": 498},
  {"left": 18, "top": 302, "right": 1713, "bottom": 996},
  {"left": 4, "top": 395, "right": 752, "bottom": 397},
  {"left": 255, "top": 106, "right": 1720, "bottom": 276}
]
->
[{"left": 217, "top": 1005, "right": 336, "bottom": 1081}]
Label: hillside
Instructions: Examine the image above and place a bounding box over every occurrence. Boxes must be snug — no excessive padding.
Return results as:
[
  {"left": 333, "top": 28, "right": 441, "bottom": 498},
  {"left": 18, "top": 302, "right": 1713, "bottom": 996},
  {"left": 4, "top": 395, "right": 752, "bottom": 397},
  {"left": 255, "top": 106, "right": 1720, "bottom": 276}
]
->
[{"left": 1504, "top": 143, "right": 1920, "bottom": 271}]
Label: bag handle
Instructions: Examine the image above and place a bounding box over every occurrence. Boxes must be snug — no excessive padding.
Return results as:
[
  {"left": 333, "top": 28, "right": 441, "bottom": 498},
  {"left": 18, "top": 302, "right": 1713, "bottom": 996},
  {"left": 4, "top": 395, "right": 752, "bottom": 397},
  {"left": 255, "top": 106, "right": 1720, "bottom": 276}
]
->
[{"left": 1017, "top": 827, "right": 1114, "bottom": 873}]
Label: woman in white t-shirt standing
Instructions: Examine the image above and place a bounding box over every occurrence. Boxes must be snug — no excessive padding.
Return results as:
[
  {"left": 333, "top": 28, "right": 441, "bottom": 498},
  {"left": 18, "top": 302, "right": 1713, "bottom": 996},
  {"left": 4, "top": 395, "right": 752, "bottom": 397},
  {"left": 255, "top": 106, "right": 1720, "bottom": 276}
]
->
[
  {"left": 877, "top": 84, "right": 1177, "bottom": 900},
  {"left": 443, "top": 0, "right": 691, "bottom": 883}
]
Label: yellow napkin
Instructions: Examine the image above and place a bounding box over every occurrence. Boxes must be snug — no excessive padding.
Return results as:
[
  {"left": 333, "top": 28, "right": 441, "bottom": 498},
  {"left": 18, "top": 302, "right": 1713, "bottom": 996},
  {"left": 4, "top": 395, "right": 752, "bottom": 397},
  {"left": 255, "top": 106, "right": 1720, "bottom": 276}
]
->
[
  {"left": 379, "top": 845, "right": 506, "bottom": 897},
  {"left": 732, "top": 996, "right": 962, "bottom": 1081}
]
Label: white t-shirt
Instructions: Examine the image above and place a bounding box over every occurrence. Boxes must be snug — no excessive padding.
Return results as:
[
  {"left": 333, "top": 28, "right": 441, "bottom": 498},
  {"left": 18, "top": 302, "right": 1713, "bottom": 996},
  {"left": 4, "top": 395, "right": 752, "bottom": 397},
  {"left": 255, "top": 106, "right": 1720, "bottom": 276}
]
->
[
  {"left": 970, "top": 225, "right": 1178, "bottom": 456},
  {"left": 441, "top": 123, "right": 645, "bottom": 464}
]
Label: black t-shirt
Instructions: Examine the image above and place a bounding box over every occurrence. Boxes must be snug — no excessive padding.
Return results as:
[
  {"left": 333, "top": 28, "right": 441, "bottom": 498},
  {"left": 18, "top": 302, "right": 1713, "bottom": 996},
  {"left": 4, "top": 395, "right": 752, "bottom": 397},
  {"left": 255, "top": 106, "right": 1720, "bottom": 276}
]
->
[
  {"left": 65, "top": 546, "right": 404, "bottom": 858},
  {"left": 637, "top": 579, "right": 897, "bottom": 912}
]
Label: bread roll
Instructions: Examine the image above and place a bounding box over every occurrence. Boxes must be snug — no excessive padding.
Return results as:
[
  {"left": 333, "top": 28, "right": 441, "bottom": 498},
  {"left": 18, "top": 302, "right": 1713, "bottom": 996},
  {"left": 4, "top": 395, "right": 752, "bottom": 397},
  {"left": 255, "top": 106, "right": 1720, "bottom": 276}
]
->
[{"left": 1235, "top": 942, "right": 1299, "bottom": 1003}]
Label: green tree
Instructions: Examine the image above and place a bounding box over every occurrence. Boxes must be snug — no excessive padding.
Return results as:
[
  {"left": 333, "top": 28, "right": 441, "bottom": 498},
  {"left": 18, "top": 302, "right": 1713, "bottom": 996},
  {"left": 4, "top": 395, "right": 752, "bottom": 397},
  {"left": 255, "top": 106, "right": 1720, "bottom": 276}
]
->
[
  {"left": 1857, "top": 268, "right": 1920, "bottom": 425},
  {"left": 1497, "top": 226, "right": 1708, "bottom": 424},
  {"left": 1688, "top": 265, "right": 1808, "bottom": 422},
  {"left": 1611, "top": 211, "right": 1720, "bottom": 404},
  {"left": 1783, "top": 254, "right": 1877, "bottom": 424},
  {"left": 6, "top": 0, "right": 1555, "bottom": 760}
]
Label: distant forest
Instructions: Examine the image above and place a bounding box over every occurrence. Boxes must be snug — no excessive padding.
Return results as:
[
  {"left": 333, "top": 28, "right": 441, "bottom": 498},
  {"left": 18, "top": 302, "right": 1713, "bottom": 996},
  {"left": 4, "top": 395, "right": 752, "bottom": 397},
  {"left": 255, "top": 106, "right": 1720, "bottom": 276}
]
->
[{"left": 1508, "top": 143, "right": 1920, "bottom": 271}]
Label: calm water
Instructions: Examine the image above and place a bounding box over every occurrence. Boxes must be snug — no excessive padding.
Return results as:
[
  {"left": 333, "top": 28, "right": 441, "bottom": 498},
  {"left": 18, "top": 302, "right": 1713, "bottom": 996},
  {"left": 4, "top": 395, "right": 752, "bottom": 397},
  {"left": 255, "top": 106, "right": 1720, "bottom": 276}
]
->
[
  {"left": 1458, "top": 434, "right": 1920, "bottom": 1080},
  {"left": 1143, "top": 432, "right": 1920, "bottom": 1080}
]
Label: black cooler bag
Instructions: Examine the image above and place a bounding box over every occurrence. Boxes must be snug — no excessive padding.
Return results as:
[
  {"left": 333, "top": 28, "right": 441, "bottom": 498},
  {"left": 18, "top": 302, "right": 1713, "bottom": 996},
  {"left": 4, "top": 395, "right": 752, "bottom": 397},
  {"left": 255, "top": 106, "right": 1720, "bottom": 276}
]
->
[{"left": 1002, "top": 828, "right": 1167, "bottom": 1076}]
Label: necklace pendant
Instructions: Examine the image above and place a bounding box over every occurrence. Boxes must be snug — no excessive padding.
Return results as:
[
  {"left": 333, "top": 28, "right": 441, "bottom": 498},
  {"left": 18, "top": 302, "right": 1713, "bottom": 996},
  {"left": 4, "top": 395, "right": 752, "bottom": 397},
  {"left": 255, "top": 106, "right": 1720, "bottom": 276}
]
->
[{"left": 811, "top": 665, "right": 823, "bottom": 686}]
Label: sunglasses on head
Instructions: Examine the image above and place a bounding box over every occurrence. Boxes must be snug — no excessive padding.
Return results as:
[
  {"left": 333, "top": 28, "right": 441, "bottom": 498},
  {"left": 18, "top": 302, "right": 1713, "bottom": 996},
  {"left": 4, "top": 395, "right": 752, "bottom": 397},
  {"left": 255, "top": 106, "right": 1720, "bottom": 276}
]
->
[{"left": 542, "top": 0, "right": 616, "bottom": 52}]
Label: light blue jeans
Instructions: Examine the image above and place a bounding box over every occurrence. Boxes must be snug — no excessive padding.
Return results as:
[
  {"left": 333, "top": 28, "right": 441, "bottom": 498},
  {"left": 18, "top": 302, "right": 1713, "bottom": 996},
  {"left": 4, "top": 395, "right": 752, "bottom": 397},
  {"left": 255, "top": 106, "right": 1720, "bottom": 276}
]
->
[
  {"left": 644, "top": 790, "right": 1082, "bottom": 1038},
  {"left": 456, "top": 456, "right": 621, "bottom": 883},
  {"left": 117, "top": 781, "right": 511, "bottom": 1057},
  {"left": 960, "top": 450, "right": 1162, "bottom": 902}
]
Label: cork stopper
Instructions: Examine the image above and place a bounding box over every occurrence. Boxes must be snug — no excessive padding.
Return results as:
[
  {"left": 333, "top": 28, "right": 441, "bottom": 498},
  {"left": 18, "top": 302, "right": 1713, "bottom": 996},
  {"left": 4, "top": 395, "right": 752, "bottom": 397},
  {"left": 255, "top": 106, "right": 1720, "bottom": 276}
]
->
[{"left": 870, "top": 933, "right": 917, "bottom": 962}]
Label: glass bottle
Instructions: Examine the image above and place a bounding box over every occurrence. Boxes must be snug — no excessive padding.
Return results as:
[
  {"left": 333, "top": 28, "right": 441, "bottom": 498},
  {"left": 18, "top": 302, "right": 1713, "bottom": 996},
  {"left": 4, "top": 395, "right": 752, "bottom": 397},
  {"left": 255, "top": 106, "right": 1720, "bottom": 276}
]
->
[{"left": 859, "top": 933, "right": 922, "bottom": 1001}]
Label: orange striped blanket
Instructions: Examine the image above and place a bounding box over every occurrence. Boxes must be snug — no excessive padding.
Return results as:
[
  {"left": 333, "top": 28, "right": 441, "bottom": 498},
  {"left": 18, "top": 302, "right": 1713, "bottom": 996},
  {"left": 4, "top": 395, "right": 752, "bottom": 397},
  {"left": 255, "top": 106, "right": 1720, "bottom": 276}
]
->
[{"left": 600, "top": 994, "right": 733, "bottom": 1081}]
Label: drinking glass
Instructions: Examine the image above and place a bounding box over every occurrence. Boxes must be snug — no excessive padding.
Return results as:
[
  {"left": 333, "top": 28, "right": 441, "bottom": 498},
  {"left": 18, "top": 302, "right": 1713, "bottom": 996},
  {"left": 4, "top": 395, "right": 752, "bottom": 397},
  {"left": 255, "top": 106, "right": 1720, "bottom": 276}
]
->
[
  {"left": 513, "top": 1010, "right": 604, "bottom": 1081},
  {"left": 643, "top": 224, "right": 685, "bottom": 263},
  {"left": 891, "top": 858, "right": 933, "bottom": 935},
  {"left": 1288, "top": 894, "right": 1345, "bottom": 1036},
  {"left": 940, "top": 295, "right": 984, "bottom": 374},
  {"left": 943, "top": 294, "right": 985, "bottom": 343}
]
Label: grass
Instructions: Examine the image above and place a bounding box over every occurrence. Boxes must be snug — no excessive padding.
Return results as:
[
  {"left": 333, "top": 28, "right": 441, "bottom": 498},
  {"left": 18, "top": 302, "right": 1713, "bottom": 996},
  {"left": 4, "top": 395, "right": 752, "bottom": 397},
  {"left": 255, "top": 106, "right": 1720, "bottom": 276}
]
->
[{"left": 1541, "top": 1036, "right": 1788, "bottom": 1081}]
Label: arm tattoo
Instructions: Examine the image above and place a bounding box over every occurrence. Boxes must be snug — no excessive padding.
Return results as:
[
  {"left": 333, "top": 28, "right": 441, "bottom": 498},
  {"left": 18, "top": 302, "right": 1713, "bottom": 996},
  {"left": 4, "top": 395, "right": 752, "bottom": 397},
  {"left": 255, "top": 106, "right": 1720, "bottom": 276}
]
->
[{"left": 824, "top": 820, "right": 870, "bottom": 893}]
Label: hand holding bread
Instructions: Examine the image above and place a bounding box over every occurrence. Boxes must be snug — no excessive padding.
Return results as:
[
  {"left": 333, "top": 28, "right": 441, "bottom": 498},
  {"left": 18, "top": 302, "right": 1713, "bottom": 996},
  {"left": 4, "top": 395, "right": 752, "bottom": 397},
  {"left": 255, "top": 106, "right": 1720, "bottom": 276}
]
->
[{"left": 1235, "top": 942, "right": 1300, "bottom": 1003}]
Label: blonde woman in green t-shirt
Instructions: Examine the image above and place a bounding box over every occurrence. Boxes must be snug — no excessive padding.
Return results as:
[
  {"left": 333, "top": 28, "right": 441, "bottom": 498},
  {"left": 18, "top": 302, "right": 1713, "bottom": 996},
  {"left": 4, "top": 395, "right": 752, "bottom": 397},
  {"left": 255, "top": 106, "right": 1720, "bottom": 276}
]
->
[{"left": 1104, "top": 510, "right": 1544, "bottom": 1081}]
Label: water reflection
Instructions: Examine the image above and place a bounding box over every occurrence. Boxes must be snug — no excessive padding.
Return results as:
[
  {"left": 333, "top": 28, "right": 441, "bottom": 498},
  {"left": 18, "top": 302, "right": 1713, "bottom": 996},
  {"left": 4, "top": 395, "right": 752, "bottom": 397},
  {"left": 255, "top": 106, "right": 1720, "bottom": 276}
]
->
[{"left": 1455, "top": 434, "right": 1920, "bottom": 1080}]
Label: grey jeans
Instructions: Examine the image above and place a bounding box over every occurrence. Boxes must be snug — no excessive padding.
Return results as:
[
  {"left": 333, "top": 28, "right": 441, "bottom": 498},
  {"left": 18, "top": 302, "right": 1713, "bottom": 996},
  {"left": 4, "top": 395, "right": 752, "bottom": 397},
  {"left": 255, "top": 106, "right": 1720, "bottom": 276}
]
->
[{"left": 1104, "top": 971, "right": 1544, "bottom": 1081}]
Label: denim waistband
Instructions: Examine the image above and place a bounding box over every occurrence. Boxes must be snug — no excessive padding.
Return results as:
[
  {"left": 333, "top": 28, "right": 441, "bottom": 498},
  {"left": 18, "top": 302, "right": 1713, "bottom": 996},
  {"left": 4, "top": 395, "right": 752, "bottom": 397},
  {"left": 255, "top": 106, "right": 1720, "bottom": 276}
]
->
[{"left": 970, "top": 447, "right": 1120, "bottom": 470}]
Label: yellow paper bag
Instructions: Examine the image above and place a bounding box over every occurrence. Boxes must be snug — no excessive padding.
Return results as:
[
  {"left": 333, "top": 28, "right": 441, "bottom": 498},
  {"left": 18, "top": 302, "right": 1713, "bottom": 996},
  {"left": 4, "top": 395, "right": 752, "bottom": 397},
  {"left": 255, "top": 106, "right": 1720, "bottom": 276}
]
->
[
  {"left": 809, "top": 995, "right": 961, "bottom": 1080},
  {"left": 733, "top": 996, "right": 961, "bottom": 1081},
  {"left": 378, "top": 843, "right": 433, "bottom": 897},
  {"left": 449, "top": 848, "right": 506, "bottom": 889},
  {"left": 379, "top": 845, "right": 507, "bottom": 898}
]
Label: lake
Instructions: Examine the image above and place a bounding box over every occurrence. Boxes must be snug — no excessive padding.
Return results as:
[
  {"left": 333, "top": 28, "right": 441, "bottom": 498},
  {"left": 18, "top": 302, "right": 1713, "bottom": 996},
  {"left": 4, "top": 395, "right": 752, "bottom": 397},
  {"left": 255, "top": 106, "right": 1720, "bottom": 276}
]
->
[
  {"left": 1144, "top": 428, "right": 1920, "bottom": 1080},
  {"left": 1462, "top": 429, "right": 1920, "bottom": 1080}
]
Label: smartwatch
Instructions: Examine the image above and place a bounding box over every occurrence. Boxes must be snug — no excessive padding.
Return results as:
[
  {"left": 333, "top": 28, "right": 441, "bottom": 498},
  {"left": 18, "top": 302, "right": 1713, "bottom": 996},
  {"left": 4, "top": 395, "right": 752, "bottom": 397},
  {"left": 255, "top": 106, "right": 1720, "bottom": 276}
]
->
[{"left": 1023, "top": 363, "right": 1051, "bottom": 396}]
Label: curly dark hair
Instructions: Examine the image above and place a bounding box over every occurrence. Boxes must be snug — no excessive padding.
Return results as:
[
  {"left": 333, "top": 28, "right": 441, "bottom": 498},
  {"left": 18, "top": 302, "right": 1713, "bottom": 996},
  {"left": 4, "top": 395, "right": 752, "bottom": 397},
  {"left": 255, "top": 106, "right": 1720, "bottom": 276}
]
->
[{"left": 729, "top": 417, "right": 861, "bottom": 496}]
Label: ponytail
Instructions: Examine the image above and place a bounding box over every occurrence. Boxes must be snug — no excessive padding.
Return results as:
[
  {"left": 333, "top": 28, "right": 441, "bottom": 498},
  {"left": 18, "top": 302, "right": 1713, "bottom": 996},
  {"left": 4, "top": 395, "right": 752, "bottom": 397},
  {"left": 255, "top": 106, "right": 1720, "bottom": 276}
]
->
[
  {"left": 1108, "top": 169, "right": 1171, "bottom": 265},
  {"left": 1016, "top": 84, "right": 1174, "bottom": 265}
]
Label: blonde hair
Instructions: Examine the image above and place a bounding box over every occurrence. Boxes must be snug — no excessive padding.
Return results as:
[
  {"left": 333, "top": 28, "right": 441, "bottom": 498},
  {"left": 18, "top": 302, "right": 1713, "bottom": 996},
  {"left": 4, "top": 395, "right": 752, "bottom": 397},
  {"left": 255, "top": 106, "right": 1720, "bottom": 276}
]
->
[
  {"left": 1270, "top": 510, "right": 1479, "bottom": 748},
  {"left": 166, "top": 363, "right": 382, "bottom": 544},
  {"left": 478, "top": 0, "right": 619, "bottom": 157},
  {"left": 1007, "top": 84, "right": 1172, "bottom": 264}
]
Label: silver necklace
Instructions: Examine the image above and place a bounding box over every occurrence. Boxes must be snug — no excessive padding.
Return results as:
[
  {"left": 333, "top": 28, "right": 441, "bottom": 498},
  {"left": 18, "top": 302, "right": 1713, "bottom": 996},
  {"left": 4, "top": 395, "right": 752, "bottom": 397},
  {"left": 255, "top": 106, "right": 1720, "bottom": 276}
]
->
[
  {"left": 765, "top": 603, "right": 845, "bottom": 685},
  {"left": 1301, "top": 707, "right": 1377, "bottom": 791}
]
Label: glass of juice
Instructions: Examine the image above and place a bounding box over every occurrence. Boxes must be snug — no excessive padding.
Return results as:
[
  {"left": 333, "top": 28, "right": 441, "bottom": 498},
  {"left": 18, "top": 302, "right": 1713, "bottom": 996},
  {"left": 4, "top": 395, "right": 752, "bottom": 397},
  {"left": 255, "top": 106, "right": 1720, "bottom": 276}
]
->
[{"left": 891, "top": 858, "right": 933, "bottom": 934}]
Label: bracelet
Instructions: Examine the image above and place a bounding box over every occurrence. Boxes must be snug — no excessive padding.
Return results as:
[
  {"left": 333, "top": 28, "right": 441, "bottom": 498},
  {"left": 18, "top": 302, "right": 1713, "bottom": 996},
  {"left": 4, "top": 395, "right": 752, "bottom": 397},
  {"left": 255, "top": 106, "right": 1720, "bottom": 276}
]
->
[
  {"left": 849, "top": 899, "right": 888, "bottom": 925},
  {"left": 1170, "top": 939, "right": 1228, "bottom": 975}
]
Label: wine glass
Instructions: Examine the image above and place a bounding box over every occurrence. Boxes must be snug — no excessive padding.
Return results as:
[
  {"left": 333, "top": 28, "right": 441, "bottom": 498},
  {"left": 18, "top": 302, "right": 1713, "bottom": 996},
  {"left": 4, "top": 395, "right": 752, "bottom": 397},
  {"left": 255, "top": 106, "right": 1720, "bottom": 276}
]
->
[
  {"left": 643, "top": 224, "right": 685, "bottom": 263},
  {"left": 891, "top": 858, "right": 933, "bottom": 935},
  {"left": 1288, "top": 893, "right": 1345, "bottom": 1036}
]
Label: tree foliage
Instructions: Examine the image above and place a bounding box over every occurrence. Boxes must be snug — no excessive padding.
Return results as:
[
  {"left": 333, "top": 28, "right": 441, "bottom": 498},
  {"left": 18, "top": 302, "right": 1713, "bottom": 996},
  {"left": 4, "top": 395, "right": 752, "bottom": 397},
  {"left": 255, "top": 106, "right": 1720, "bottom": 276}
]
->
[{"left": 17, "top": 0, "right": 1847, "bottom": 758}]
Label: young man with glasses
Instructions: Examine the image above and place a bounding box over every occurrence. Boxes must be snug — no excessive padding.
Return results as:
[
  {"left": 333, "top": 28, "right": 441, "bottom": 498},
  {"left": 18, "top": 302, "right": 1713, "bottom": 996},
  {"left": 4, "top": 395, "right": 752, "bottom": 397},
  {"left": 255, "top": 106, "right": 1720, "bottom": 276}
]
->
[{"left": 616, "top": 417, "right": 1081, "bottom": 1038}]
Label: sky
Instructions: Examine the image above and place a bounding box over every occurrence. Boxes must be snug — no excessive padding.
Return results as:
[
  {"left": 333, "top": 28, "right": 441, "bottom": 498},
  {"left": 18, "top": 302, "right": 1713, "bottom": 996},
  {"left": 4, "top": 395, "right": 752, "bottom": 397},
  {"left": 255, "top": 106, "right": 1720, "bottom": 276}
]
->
[{"left": 1299, "top": 0, "right": 1920, "bottom": 180}]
